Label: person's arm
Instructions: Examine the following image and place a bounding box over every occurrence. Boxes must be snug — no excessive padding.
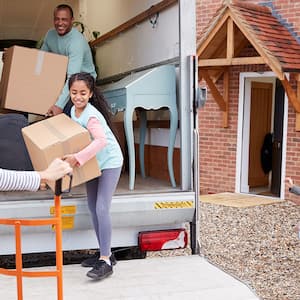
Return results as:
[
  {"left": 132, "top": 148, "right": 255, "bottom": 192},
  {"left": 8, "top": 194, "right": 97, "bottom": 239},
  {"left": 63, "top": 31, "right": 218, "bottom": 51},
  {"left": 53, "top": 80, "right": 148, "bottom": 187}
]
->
[
  {"left": 63, "top": 117, "right": 107, "bottom": 167},
  {"left": 0, "top": 159, "right": 72, "bottom": 192},
  {"left": 286, "top": 177, "right": 300, "bottom": 196},
  {"left": 285, "top": 177, "right": 300, "bottom": 205},
  {"left": 289, "top": 185, "right": 300, "bottom": 196},
  {"left": 0, "top": 169, "right": 41, "bottom": 191}
]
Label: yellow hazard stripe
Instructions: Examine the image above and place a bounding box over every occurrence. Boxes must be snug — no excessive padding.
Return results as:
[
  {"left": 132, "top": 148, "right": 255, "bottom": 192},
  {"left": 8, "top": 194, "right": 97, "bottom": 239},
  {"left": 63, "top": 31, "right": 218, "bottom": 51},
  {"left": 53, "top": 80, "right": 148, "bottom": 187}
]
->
[{"left": 154, "top": 201, "right": 194, "bottom": 209}]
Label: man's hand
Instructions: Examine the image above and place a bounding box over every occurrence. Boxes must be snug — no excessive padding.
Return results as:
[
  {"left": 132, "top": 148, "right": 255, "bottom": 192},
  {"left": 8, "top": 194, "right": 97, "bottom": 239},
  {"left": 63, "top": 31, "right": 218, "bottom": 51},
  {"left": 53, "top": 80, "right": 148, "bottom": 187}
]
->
[
  {"left": 2, "top": 48, "right": 7, "bottom": 63},
  {"left": 38, "top": 158, "right": 72, "bottom": 181},
  {"left": 46, "top": 105, "right": 63, "bottom": 117}
]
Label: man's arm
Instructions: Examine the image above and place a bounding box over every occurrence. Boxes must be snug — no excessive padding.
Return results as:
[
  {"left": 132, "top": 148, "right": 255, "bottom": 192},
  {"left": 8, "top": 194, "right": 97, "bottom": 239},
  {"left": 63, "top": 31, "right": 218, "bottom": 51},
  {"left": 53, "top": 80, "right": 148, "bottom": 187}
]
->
[{"left": 55, "top": 40, "right": 86, "bottom": 109}]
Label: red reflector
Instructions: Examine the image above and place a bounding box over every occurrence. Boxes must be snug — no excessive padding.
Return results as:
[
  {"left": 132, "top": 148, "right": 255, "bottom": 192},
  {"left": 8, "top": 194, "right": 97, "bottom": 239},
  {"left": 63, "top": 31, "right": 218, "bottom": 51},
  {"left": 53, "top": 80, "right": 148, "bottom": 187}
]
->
[{"left": 138, "top": 229, "right": 187, "bottom": 252}]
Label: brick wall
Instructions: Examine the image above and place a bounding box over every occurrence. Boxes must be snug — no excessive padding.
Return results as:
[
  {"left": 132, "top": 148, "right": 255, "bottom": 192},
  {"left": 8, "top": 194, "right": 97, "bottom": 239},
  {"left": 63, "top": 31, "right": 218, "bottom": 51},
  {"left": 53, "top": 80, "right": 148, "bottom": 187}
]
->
[{"left": 196, "top": 0, "right": 300, "bottom": 198}]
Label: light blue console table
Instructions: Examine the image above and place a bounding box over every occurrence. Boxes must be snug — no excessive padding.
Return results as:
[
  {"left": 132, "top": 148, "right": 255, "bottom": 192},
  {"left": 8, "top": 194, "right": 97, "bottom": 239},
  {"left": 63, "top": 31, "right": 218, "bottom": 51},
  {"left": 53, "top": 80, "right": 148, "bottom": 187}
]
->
[{"left": 101, "top": 65, "right": 178, "bottom": 190}]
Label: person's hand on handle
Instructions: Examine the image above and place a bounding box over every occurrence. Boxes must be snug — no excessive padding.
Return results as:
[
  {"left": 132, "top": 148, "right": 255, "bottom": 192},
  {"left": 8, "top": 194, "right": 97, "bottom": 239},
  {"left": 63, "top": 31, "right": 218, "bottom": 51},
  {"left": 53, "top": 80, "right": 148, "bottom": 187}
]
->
[{"left": 38, "top": 158, "right": 72, "bottom": 181}]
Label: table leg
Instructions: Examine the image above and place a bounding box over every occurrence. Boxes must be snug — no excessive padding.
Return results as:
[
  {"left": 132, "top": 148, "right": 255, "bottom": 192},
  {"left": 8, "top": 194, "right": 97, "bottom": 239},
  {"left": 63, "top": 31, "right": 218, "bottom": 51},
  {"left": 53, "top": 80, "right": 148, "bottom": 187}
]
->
[
  {"left": 168, "top": 104, "right": 178, "bottom": 187},
  {"left": 124, "top": 106, "right": 135, "bottom": 190},
  {"left": 139, "top": 109, "right": 147, "bottom": 178}
]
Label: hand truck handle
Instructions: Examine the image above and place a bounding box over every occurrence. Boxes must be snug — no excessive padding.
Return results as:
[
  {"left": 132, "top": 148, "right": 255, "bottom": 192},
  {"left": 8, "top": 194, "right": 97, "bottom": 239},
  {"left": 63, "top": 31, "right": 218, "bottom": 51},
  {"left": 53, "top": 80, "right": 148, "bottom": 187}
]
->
[{"left": 55, "top": 173, "right": 73, "bottom": 196}]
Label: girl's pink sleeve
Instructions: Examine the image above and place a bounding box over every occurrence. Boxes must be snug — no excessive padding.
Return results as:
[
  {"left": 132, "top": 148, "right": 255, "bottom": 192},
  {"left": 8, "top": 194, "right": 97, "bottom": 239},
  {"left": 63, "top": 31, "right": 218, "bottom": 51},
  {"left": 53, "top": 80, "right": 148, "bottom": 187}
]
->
[{"left": 74, "top": 117, "right": 107, "bottom": 166}]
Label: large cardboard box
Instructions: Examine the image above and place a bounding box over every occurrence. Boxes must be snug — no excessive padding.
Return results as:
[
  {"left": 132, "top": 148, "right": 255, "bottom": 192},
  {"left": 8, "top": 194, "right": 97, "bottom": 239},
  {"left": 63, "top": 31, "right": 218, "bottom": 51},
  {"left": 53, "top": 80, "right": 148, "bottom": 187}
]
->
[
  {"left": 0, "top": 46, "right": 68, "bottom": 115},
  {"left": 22, "top": 114, "right": 101, "bottom": 191}
]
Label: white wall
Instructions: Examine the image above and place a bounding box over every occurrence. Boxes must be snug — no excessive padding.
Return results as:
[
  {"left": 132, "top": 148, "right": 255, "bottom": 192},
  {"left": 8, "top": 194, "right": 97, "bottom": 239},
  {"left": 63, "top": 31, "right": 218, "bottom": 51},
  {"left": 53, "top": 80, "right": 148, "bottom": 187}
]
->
[
  {"left": 80, "top": 0, "right": 179, "bottom": 78},
  {"left": 0, "top": 0, "right": 78, "bottom": 41}
]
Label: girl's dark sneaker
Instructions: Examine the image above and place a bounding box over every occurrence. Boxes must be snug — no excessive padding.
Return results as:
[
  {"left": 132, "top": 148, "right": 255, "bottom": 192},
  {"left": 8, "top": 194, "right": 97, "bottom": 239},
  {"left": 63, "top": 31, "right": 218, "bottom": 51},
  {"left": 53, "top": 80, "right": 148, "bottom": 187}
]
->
[
  {"left": 86, "top": 259, "right": 113, "bottom": 280},
  {"left": 81, "top": 252, "right": 117, "bottom": 267}
]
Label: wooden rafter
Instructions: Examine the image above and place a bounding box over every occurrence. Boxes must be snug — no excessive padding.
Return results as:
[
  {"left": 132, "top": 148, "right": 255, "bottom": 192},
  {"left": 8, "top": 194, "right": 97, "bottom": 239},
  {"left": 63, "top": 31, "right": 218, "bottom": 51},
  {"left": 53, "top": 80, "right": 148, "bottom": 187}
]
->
[
  {"left": 223, "top": 68, "right": 229, "bottom": 128},
  {"left": 200, "top": 70, "right": 226, "bottom": 112},
  {"left": 199, "top": 56, "right": 264, "bottom": 67},
  {"left": 280, "top": 76, "right": 300, "bottom": 113},
  {"left": 296, "top": 75, "right": 300, "bottom": 131}
]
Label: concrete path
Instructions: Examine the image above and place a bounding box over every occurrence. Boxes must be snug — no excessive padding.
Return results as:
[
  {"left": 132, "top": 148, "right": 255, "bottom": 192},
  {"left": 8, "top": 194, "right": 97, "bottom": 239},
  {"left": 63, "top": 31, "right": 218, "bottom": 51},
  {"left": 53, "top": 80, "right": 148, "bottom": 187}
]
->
[{"left": 0, "top": 255, "right": 259, "bottom": 300}]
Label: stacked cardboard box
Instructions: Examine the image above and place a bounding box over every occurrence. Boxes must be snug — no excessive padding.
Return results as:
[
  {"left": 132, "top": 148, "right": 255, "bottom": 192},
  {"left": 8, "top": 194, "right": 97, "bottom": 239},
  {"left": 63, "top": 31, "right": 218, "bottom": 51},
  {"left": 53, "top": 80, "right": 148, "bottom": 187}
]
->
[{"left": 0, "top": 46, "right": 68, "bottom": 115}]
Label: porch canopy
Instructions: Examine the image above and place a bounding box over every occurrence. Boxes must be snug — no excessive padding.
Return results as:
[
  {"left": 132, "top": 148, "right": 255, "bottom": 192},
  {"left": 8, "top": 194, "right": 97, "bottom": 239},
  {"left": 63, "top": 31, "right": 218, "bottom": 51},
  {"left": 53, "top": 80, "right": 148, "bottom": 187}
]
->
[{"left": 197, "top": 0, "right": 300, "bottom": 128}]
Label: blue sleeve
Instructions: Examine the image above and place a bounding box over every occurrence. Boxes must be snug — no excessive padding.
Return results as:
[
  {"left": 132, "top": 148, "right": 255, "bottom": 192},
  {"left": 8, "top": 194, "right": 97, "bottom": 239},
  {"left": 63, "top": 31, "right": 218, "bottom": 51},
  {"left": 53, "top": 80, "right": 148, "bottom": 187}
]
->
[
  {"left": 40, "top": 32, "right": 50, "bottom": 52},
  {"left": 289, "top": 185, "right": 300, "bottom": 196},
  {"left": 55, "top": 39, "right": 85, "bottom": 109}
]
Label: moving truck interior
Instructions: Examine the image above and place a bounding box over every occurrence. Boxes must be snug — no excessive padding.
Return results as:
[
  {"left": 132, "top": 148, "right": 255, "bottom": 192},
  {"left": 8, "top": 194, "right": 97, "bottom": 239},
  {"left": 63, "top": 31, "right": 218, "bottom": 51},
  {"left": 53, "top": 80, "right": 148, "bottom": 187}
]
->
[{"left": 0, "top": 0, "right": 199, "bottom": 259}]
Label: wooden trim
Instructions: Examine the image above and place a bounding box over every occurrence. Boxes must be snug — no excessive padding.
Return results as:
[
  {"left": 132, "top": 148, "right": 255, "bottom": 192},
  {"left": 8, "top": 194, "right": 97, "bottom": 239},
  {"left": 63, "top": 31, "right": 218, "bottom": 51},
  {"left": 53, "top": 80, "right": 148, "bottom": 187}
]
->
[
  {"left": 210, "top": 36, "right": 251, "bottom": 83},
  {"left": 199, "top": 56, "right": 265, "bottom": 67},
  {"left": 197, "top": 11, "right": 230, "bottom": 56},
  {"left": 281, "top": 76, "right": 300, "bottom": 113},
  {"left": 90, "top": 0, "right": 178, "bottom": 47},
  {"left": 228, "top": 11, "right": 284, "bottom": 79},
  {"left": 227, "top": 18, "right": 234, "bottom": 59},
  {"left": 200, "top": 69, "right": 226, "bottom": 111},
  {"left": 223, "top": 69, "right": 229, "bottom": 127},
  {"left": 296, "top": 74, "right": 300, "bottom": 131}
]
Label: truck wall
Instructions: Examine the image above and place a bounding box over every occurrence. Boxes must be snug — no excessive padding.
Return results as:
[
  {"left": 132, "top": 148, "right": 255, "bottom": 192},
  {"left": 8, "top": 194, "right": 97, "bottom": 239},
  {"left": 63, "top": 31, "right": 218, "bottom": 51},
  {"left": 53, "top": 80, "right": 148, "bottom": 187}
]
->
[{"left": 79, "top": 0, "right": 179, "bottom": 78}]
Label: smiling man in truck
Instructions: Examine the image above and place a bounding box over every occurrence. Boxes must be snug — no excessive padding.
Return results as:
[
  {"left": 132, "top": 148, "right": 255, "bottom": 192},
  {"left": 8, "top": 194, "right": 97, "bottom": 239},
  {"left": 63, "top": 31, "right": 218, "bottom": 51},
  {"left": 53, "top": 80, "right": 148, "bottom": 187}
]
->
[{"left": 42, "top": 4, "right": 97, "bottom": 117}]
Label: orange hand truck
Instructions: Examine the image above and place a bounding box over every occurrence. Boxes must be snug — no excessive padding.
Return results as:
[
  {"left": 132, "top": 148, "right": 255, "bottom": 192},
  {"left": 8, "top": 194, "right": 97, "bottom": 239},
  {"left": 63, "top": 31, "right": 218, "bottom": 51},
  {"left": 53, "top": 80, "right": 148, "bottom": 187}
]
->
[{"left": 0, "top": 175, "right": 72, "bottom": 300}]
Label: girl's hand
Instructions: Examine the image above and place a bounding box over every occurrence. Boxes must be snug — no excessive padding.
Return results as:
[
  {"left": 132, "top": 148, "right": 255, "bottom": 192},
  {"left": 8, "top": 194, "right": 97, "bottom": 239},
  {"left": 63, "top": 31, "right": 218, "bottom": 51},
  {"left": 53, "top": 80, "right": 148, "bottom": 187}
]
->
[{"left": 63, "top": 154, "right": 79, "bottom": 167}]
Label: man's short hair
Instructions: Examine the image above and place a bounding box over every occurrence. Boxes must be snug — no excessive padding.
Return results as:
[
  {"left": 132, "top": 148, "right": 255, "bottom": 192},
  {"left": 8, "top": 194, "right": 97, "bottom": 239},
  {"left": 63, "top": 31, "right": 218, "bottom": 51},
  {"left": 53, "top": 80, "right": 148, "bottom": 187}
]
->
[{"left": 55, "top": 4, "right": 74, "bottom": 18}]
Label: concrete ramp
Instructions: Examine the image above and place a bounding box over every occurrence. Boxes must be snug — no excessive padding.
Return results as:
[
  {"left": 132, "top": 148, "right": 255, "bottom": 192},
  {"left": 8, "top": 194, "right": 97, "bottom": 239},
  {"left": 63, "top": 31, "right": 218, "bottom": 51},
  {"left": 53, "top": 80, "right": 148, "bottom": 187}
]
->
[{"left": 0, "top": 255, "right": 259, "bottom": 300}]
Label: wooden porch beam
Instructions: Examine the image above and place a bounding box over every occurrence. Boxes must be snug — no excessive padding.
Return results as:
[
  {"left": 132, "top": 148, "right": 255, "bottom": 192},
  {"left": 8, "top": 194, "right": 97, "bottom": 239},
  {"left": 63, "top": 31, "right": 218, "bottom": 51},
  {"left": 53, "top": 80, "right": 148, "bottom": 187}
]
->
[
  {"left": 197, "top": 11, "right": 230, "bottom": 56},
  {"left": 198, "top": 56, "right": 265, "bottom": 67},
  {"left": 223, "top": 68, "right": 229, "bottom": 128},
  {"left": 227, "top": 18, "right": 234, "bottom": 59},
  {"left": 295, "top": 74, "right": 300, "bottom": 131},
  {"left": 200, "top": 69, "right": 226, "bottom": 112},
  {"left": 280, "top": 76, "right": 300, "bottom": 113}
]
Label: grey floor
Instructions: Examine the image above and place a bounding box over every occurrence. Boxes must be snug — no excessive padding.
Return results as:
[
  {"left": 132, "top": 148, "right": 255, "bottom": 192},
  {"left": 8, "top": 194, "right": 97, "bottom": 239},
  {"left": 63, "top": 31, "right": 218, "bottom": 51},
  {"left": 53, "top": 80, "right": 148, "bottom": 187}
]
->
[{"left": 0, "top": 255, "right": 259, "bottom": 300}]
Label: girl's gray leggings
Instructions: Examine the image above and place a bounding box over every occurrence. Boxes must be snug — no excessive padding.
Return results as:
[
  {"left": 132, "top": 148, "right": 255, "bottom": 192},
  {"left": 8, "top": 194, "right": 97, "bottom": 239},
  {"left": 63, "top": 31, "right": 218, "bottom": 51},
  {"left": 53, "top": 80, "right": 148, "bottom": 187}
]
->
[{"left": 86, "top": 167, "right": 122, "bottom": 257}]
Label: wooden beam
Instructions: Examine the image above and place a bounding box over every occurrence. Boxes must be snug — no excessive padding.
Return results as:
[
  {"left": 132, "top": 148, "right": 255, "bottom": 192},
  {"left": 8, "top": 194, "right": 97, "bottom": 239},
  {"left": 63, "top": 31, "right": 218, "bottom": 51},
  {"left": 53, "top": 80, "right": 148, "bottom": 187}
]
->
[
  {"left": 228, "top": 10, "right": 284, "bottom": 80},
  {"left": 202, "top": 38, "right": 250, "bottom": 84},
  {"left": 197, "top": 11, "right": 230, "bottom": 56},
  {"left": 90, "top": 0, "right": 177, "bottom": 47},
  {"left": 200, "top": 70, "right": 226, "bottom": 111},
  {"left": 281, "top": 76, "right": 300, "bottom": 113},
  {"left": 223, "top": 69, "right": 229, "bottom": 127},
  {"left": 199, "top": 56, "right": 265, "bottom": 67},
  {"left": 296, "top": 74, "right": 300, "bottom": 131},
  {"left": 227, "top": 18, "right": 234, "bottom": 59}
]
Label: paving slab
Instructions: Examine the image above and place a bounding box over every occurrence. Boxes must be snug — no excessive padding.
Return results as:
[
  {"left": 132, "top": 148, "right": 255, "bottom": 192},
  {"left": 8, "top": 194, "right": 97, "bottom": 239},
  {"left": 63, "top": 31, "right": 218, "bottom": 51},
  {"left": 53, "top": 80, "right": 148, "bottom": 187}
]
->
[{"left": 0, "top": 255, "right": 259, "bottom": 300}]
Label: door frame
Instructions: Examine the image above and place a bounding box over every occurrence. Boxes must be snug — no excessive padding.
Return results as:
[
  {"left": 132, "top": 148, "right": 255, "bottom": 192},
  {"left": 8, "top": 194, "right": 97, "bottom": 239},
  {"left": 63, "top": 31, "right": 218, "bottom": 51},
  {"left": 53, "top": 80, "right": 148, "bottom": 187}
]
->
[{"left": 235, "top": 71, "right": 288, "bottom": 199}]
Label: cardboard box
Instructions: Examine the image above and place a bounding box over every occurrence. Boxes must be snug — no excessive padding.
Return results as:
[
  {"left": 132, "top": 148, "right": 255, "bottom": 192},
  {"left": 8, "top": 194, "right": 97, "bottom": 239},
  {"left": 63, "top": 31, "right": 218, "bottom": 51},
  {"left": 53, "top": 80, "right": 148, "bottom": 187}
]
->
[
  {"left": 22, "top": 114, "right": 101, "bottom": 191},
  {"left": 0, "top": 46, "right": 68, "bottom": 115}
]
